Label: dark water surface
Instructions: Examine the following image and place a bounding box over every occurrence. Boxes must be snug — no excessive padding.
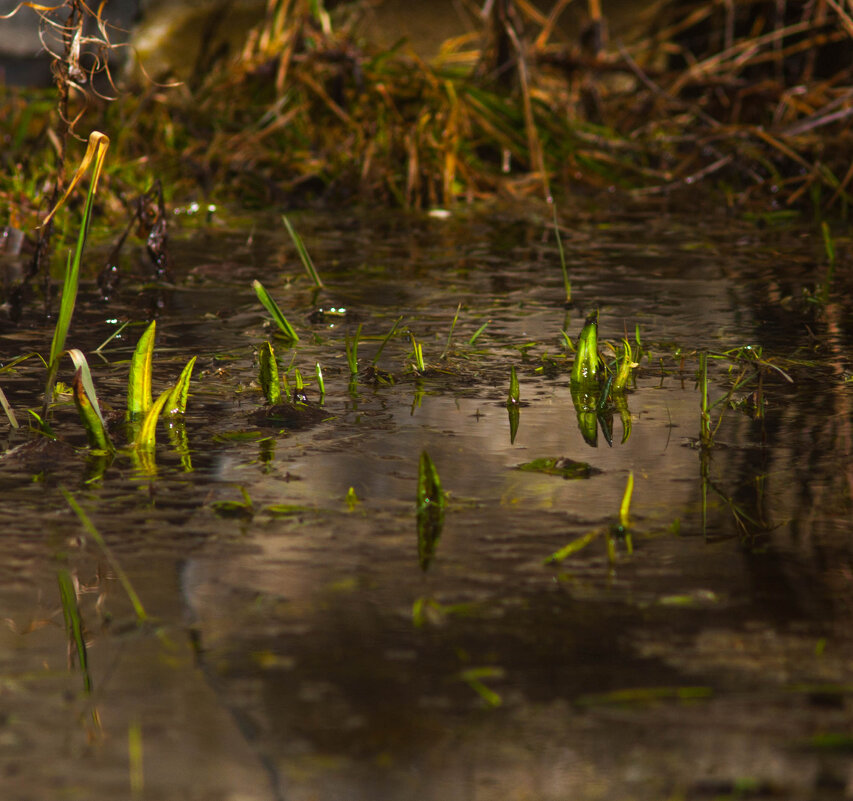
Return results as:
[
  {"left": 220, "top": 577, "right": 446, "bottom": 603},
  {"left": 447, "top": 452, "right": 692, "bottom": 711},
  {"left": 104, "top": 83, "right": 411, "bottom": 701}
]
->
[{"left": 0, "top": 203, "right": 851, "bottom": 800}]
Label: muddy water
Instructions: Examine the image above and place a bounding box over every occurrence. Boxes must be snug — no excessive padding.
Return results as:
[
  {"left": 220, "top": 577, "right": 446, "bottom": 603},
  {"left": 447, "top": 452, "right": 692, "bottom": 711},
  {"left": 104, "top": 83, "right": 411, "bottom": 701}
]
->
[{"left": 0, "top": 203, "right": 851, "bottom": 801}]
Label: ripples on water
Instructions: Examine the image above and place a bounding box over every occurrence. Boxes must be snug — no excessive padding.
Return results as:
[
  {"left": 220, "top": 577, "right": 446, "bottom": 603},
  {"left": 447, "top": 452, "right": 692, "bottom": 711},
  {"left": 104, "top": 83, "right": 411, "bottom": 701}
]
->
[{"left": 0, "top": 205, "right": 850, "bottom": 800}]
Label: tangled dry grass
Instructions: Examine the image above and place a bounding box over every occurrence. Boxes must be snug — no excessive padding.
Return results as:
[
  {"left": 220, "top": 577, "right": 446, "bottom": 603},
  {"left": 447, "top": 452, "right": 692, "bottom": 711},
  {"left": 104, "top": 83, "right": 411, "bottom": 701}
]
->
[{"left": 2, "top": 0, "right": 852, "bottom": 217}]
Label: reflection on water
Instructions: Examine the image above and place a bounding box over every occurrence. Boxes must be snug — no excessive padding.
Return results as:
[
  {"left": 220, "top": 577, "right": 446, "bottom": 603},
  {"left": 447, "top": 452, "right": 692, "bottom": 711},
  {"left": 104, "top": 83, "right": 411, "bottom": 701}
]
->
[{"left": 0, "top": 205, "right": 850, "bottom": 800}]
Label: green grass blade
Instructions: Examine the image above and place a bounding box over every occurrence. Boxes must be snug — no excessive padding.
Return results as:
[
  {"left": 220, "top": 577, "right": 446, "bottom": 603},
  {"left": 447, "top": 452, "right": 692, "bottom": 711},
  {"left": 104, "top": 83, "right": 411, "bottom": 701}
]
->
[
  {"left": 134, "top": 388, "right": 171, "bottom": 452},
  {"left": 545, "top": 530, "right": 599, "bottom": 564},
  {"left": 165, "top": 356, "right": 196, "bottom": 415},
  {"left": 67, "top": 348, "right": 108, "bottom": 430},
  {"left": 44, "top": 133, "right": 110, "bottom": 411},
  {"left": 282, "top": 215, "right": 323, "bottom": 288},
  {"left": 620, "top": 471, "right": 634, "bottom": 529},
  {"left": 372, "top": 316, "right": 402, "bottom": 365},
  {"left": 315, "top": 362, "right": 325, "bottom": 398},
  {"left": 127, "top": 321, "right": 156, "bottom": 419},
  {"left": 468, "top": 321, "right": 490, "bottom": 346},
  {"left": 72, "top": 368, "right": 113, "bottom": 452},
  {"left": 571, "top": 311, "right": 600, "bottom": 385},
  {"left": 0, "top": 385, "right": 18, "bottom": 428},
  {"left": 252, "top": 280, "right": 299, "bottom": 341},
  {"left": 440, "top": 303, "right": 462, "bottom": 360},
  {"left": 346, "top": 324, "right": 362, "bottom": 376},
  {"left": 259, "top": 342, "right": 281, "bottom": 404}
]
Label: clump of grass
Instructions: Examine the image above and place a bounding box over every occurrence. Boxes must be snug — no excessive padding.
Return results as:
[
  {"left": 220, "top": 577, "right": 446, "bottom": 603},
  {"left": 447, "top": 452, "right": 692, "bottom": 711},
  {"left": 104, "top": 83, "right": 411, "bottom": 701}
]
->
[
  {"left": 409, "top": 333, "right": 426, "bottom": 373},
  {"left": 612, "top": 338, "right": 637, "bottom": 392}
]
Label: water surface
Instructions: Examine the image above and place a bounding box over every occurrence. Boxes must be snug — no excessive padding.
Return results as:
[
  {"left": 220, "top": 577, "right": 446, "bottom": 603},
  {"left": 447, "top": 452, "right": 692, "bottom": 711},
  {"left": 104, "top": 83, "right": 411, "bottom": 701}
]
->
[{"left": 0, "top": 202, "right": 851, "bottom": 800}]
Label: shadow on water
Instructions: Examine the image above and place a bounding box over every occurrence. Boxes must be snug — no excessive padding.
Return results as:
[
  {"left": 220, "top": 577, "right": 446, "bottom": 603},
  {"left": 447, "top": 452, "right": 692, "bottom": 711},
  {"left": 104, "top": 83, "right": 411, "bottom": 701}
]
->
[{"left": 0, "top": 204, "right": 851, "bottom": 800}]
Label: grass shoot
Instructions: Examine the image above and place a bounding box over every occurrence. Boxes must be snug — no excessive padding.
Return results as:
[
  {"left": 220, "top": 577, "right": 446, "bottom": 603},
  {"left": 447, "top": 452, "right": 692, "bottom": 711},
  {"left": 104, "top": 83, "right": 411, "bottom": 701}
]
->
[
  {"left": 612, "top": 339, "right": 637, "bottom": 392},
  {"left": 134, "top": 388, "right": 171, "bottom": 453},
  {"left": 409, "top": 333, "right": 426, "bottom": 372},
  {"left": 372, "top": 316, "right": 402, "bottom": 365},
  {"left": 699, "top": 352, "right": 712, "bottom": 448},
  {"left": 571, "top": 311, "right": 601, "bottom": 386},
  {"left": 346, "top": 323, "right": 362, "bottom": 376},
  {"left": 507, "top": 365, "right": 520, "bottom": 406},
  {"left": 252, "top": 280, "right": 299, "bottom": 342},
  {"left": 127, "top": 321, "right": 156, "bottom": 420},
  {"left": 468, "top": 321, "right": 490, "bottom": 346},
  {"left": 315, "top": 362, "right": 326, "bottom": 399},
  {"left": 441, "top": 303, "right": 462, "bottom": 360},
  {"left": 165, "top": 357, "right": 197, "bottom": 416},
  {"left": 72, "top": 368, "right": 113, "bottom": 453},
  {"left": 259, "top": 342, "right": 282, "bottom": 404},
  {"left": 283, "top": 215, "right": 323, "bottom": 289}
]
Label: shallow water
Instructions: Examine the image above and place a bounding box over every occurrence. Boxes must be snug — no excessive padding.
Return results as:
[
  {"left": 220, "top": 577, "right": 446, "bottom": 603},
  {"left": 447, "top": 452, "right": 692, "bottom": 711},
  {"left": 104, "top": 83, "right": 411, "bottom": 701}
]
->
[{"left": 0, "top": 202, "right": 851, "bottom": 800}]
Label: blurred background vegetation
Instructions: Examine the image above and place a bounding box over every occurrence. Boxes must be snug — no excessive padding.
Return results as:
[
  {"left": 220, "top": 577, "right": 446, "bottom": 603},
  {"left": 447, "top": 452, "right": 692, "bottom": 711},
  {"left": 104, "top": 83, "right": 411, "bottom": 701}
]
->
[{"left": 1, "top": 0, "right": 852, "bottom": 224}]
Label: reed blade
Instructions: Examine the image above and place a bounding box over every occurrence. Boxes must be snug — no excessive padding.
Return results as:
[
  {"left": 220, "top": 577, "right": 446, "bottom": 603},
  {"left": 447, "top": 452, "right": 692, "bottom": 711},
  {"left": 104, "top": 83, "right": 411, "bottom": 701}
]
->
[
  {"left": 283, "top": 215, "right": 323, "bottom": 288},
  {"left": 134, "top": 388, "right": 171, "bottom": 452},
  {"left": 165, "top": 356, "right": 196, "bottom": 415},
  {"left": 253, "top": 279, "right": 299, "bottom": 341},
  {"left": 44, "top": 133, "right": 110, "bottom": 411},
  {"left": 72, "top": 368, "right": 113, "bottom": 452},
  {"left": 0, "top": 384, "right": 18, "bottom": 428},
  {"left": 127, "top": 321, "right": 156, "bottom": 420}
]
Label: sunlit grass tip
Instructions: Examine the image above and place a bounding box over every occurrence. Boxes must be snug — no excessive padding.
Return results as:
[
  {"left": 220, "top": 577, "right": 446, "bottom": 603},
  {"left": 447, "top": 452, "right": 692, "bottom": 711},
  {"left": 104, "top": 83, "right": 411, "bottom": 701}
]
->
[{"left": 127, "top": 320, "right": 156, "bottom": 419}]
